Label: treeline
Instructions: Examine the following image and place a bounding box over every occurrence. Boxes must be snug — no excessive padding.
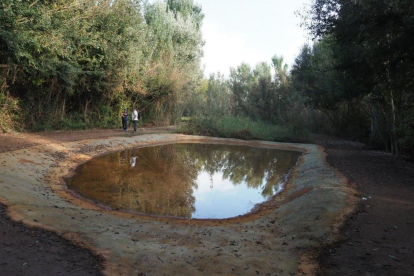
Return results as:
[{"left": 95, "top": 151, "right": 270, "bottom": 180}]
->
[
  {"left": 0, "top": 0, "right": 204, "bottom": 131},
  {"left": 296, "top": 0, "right": 414, "bottom": 156},
  {"left": 184, "top": 56, "right": 310, "bottom": 140},
  {"left": 2, "top": 0, "right": 413, "bottom": 156},
  {"left": 185, "top": 0, "right": 414, "bottom": 157}
]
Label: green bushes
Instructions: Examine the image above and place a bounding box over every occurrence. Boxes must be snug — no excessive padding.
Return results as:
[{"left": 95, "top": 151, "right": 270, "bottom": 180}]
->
[
  {"left": 298, "top": 0, "right": 414, "bottom": 156},
  {"left": 31, "top": 108, "right": 121, "bottom": 132},
  {"left": 0, "top": 0, "right": 204, "bottom": 132},
  {"left": 0, "top": 90, "right": 20, "bottom": 133},
  {"left": 180, "top": 116, "right": 309, "bottom": 143}
]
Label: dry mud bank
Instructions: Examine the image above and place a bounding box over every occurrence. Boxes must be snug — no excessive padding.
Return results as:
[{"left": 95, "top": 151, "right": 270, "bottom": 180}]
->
[{"left": 0, "top": 134, "right": 358, "bottom": 275}]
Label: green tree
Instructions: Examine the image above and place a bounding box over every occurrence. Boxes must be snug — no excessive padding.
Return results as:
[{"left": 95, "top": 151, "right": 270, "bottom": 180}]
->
[
  {"left": 205, "top": 73, "right": 232, "bottom": 115},
  {"left": 0, "top": 0, "right": 205, "bottom": 130},
  {"left": 302, "top": 0, "right": 414, "bottom": 154},
  {"left": 142, "top": 0, "right": 204, "bottom": 123},
  {"left": 229, "top": 63, "right": 253, "bottom": 116},
  {"left": 249, "top": 62, "right": 273, "bottom": 121}
]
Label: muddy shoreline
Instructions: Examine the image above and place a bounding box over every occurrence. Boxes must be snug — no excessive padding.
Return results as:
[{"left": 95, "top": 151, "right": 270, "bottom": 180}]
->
[
  {"left": 314, "top": 135, "right": 414, "bottom": 275},
  {"left": 0, "top": 130, "right": 357, "bottom": 275}
]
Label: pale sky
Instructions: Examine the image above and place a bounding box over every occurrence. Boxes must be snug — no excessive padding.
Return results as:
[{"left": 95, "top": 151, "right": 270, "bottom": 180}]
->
[
  {"left": 196, "top": 0, "right": 310, "bottom": 76},
  {"left": 147, "top": 0, "right": 311, "bottom": 77}
]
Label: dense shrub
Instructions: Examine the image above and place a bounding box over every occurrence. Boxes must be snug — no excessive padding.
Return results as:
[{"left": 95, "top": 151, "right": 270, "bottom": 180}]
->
[{"left": 179, "top": 115, "right": 309, "bottom": 143}]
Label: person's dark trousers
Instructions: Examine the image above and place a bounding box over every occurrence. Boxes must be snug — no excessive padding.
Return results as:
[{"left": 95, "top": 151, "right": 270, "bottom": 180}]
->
[
  {"left": 133, "top": 120, "right": 137, "bottom": 132},
  {"left": 122, "top": 118, "right": 128, "bottom": 131}
]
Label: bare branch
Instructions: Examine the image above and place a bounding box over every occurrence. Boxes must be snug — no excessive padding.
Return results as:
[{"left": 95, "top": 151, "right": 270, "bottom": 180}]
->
[{"left": 29, "top": 0, "right": 40, "bottom": 8}]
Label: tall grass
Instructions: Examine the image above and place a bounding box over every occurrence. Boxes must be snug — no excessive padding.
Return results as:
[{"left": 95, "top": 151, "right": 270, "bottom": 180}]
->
[{"left": 179, "top": 115, "right": 309, "bottom": 143}]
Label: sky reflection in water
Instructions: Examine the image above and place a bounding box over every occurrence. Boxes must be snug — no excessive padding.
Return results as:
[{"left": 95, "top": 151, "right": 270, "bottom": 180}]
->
[{"left": 66, "top": 144, "right": 301, "bottom": 219}]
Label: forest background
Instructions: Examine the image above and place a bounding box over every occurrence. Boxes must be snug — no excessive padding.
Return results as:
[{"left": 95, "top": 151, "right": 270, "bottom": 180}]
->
[{"left": 1, "top": 0, "right": 413, "bottom": 157}]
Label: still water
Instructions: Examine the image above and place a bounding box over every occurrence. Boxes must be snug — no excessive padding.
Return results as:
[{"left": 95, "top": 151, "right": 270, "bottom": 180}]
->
[{"left": 66, "top": 144, "right": 301, "bottom": 219}]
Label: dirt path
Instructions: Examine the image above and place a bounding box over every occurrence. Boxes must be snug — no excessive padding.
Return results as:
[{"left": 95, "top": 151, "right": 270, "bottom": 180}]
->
[
  {"left": 1, "top": 130, "right": 412, "bottom": 275},
  {"left": 0, "top": 128, "right": 173, "bottom": 276},
  {"left": 314, "top": 135, "right": 414, "bottom": 275},
  {"left": 0, "top": 127, "right": 176, "bottom": 153},
  {"left": 0, "top": 203, "right": 103, "bottom": 276},
  {"left": 0, "top": 129, "right": 355, "bottom": 275}
]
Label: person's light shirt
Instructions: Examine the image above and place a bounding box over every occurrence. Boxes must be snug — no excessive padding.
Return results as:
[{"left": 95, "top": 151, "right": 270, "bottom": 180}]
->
[{"left": 132, "top": 110, "right": 138, "bottom": 121}]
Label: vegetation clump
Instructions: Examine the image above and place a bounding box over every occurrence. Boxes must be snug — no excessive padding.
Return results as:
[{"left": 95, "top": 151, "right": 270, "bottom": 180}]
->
[
  {"left": 180, "top": 116, "right": 309, "bottom": 143},
  {"left": 0, "top": 0, "right": 204, "bottom": 130},
  {"left": 1, "top": 0, "right": 413, "bottom": 157},
  {"left": 295, "top": 0, "right": 414, "bottom": 156}
]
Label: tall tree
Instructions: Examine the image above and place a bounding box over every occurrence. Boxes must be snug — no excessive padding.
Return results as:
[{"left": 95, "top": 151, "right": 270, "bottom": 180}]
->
[
  {"left": 0, "top": 0, "right": 205, "bottom": 129},
  {"left": 143, "top": 0, "right": 204, "bottom": 123},
  {"left": 229, "top": 63, "right": 253, "bottom": 116},
  {"left": 301, "top": 0, "right": 414, "bottom": 154}
]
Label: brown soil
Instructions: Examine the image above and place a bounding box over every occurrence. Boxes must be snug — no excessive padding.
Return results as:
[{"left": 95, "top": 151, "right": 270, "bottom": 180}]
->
[
  {"left": 1, "top": 130, "right": 413, "bottom": 275},
  {"left": 0, "top": 203, "right": 103, "bottom": 276},
  {"left": 0, "top": 127, "right": 175, "bottom": 153},
  {"left": 314, "top": 135, "right": 414, "bottom": 275},
  {"left": 0, "top": 128, "right": 173, "bottom": 276}
]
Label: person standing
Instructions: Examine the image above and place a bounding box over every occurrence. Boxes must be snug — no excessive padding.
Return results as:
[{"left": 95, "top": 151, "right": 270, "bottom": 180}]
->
[
  {"left": 132, "top": 107, "right": 139, "bottom": 133},
  {"left": 122, "top": 108, "right": 128, "bottom": 131}
]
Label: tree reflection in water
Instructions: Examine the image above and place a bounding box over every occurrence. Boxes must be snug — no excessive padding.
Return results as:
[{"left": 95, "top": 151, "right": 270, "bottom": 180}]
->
[{"left": 66, "top": 144, "right": 301, "bottom": 219}]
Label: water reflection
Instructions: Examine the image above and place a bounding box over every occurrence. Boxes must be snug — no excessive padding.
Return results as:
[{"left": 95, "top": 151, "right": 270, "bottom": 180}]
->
[{"left": 66, "top": 144, "right": 301, "bottom": 219}]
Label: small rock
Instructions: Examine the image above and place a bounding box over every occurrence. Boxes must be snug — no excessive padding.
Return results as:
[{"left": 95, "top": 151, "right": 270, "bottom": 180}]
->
[{"left": 388, "top": 255, "right": 402, "bottom": 262}]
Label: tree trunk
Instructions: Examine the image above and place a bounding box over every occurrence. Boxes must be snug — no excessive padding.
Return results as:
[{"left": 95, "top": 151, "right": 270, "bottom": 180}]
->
[
  {"left": 390, "top": 91, "right": 398, "bottom": 155},
  {"left": 83, "top": 99, "right": 91, "bottom": 120},
  {"left": 61, "top": 92, "right": 66, "bottom": 120},
  {"left": 48, "top": 78, "right": 56, "bottom": 105},
  {"left": 369, "top": 96, "right": 377, "bottom": 139},
  {"left": 386, "top": 32, "right": 398, "bottom": 155}
]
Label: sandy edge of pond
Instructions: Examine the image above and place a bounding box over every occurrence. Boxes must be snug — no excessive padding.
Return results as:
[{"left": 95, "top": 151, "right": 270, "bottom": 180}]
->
[{"left": 0, "top": 134, "right": 359, "bottom": 275}]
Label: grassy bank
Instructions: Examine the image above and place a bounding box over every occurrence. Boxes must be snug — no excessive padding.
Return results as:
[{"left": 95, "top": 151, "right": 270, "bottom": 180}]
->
[{"left": 179, "top": 116, "right": 309, "bottom": 143}]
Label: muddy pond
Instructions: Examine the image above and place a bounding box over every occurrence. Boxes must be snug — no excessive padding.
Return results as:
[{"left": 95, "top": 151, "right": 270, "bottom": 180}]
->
[{"left": 66, "top": 143, "right": 301, "bottom": 219}]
